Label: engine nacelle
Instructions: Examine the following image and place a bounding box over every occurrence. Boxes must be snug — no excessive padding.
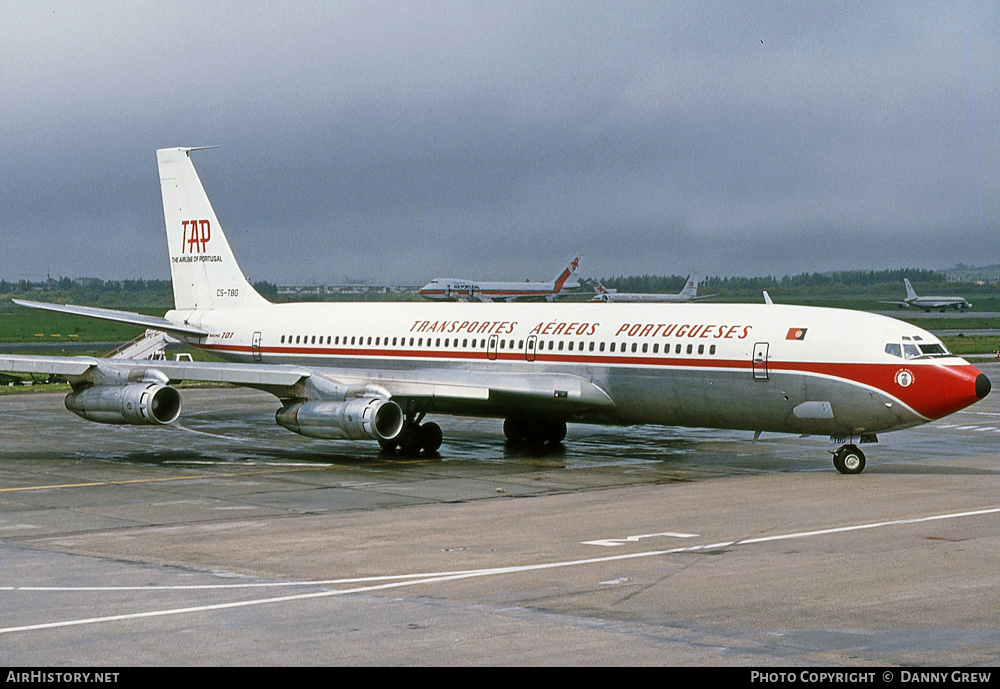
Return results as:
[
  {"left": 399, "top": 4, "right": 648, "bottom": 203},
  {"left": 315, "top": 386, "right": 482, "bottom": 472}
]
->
[
  {"left": 275, "top": 398, "right": 404, "bottom": 441},
  {"left": 65, "top": 383, "right": 182, "bottom": 425}
]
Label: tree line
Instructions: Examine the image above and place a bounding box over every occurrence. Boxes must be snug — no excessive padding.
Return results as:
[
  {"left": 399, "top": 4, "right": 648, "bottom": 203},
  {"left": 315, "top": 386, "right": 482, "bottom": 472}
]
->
[{"left": 598, "top": 268, "right": 953, "bottom": 294}]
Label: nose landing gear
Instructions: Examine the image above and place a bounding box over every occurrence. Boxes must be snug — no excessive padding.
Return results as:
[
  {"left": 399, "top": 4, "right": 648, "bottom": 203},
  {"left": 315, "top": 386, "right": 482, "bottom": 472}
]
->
[{"left": 832, "top": 444, "right": 866, "bottom": 474}]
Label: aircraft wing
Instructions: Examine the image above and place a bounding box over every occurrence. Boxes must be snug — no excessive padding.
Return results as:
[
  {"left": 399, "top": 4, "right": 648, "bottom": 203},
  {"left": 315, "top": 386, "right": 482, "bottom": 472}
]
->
[
  {"left": 0, "top": 354, "right": 308, "bottom": 388},
  {"left": 316, "top": 366, "right": 615, "bottom": 415},
  {"left": 12, "top": 299, "right": 209, "bottom": 338},
  {"left": 0, "top": 355, "right": 615, "bottom": 416}
]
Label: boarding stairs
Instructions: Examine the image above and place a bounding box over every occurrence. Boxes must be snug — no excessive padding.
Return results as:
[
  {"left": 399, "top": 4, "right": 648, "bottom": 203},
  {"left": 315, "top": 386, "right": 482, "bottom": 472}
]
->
[{"left": 106, "top": 329, "right": 172, "bottom": 360}]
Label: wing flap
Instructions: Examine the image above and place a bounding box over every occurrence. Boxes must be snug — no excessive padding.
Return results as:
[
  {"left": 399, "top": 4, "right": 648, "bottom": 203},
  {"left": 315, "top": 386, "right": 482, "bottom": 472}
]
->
[
  {"left": 320, "top": 369, "right": 614, "bottom": 413},
  {"left": 0, "top": 355, "right": 97, "bottom": 377}
]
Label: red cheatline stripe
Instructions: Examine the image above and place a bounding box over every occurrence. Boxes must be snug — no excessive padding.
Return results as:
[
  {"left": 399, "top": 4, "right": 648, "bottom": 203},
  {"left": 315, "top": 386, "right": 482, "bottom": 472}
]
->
[{"left": 197, "top": 343, "right": 979, "bottom": 420}]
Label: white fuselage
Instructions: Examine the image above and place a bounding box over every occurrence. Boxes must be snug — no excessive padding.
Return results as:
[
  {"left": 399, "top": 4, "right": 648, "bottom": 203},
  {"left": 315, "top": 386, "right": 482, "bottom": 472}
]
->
[
  {"left": 906, "top": 296, "right": 972, "bottom": 310},
  {"left": 591, "top": 292, "right": 697, "bottom": 303},
  {"left": 419, "top": 278, "right": 565, "bottom": 301},
  {"left": 169, "top": 300, "right": 986, "bottom": 437}
]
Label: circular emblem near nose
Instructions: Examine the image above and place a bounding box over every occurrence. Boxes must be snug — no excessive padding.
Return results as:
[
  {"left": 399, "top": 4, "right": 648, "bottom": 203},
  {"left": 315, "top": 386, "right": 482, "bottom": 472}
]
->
[{"left": 895, "top": 369, "right": 915, "bottom": 388}]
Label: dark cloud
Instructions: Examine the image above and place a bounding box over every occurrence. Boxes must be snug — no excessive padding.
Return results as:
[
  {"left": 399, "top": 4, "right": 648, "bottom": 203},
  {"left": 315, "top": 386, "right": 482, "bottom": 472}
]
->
[{"left": 0, "top": 1, "right": 996, "bottom": 285}]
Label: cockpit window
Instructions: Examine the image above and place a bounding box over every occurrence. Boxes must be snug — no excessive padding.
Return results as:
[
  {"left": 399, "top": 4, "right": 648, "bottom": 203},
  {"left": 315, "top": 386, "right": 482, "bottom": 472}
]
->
[
  {"left": 888, "top": 341, "right": 950, "bottom": 359},
  {"left": 918, "top": 343, "right": 948, "bottom": 356}
]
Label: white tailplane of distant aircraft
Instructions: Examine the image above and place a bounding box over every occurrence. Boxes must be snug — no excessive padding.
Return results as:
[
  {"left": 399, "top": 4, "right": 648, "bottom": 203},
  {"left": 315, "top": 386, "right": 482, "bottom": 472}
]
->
[
  {"left": 0, "top": 148, "right": 991, "bottom": 474},
  {"left": 590, "top": 275, "right": 716, "bottom": 303},
  {"left": 419, "top": 257, "right": 581, "bottom": 302},
  {"left": 881, "top": 278, "right": 972, "bottom": 312}
]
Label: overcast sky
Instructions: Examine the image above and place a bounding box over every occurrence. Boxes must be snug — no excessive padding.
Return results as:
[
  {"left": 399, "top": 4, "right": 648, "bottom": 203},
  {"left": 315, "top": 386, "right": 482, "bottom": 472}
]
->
[{"left": 2, "top": 1, "right": 997, "bottom": 285}]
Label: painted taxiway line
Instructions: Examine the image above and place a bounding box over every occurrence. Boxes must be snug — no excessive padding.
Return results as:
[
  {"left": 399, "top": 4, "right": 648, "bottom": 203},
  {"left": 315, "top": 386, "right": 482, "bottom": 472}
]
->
[
  {"left": 0, "top": 467, "right": 321, "bottom": 493},
  {"left": 1, "top": 506, "right": 998, "bottom": 635}
]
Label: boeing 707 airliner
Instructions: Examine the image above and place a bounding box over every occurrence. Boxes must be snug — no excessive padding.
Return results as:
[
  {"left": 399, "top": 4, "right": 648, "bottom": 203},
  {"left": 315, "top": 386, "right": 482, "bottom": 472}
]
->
[{"left": 1, "top": 148, "right": 990, "bottom": 474}]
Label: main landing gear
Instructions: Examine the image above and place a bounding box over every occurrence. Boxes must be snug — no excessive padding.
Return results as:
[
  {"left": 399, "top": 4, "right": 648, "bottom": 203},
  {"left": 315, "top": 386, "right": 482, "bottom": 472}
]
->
[
  {"left": 831, "top": 444, "right": 866, "bottom": 475},
  {"left": 379, "top": 408, "right": 442, "bottom": 456},
  {"left": 503, "top": 415, "right": 567, "bottom": 447}
]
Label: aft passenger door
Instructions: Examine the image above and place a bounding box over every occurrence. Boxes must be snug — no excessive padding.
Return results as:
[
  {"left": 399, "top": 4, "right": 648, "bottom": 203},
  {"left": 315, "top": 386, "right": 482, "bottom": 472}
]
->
[
  {"left": 752, "top": 342, "right": 768, "bottom": 380},
  {"left": 252, "top": 331, "right": 262, "bottom": 363}
]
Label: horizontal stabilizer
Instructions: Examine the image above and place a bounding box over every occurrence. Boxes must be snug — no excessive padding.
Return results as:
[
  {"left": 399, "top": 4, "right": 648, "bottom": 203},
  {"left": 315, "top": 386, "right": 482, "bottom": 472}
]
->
[{"left": 12, "top": 299, "right": 208, "bottom": 338}]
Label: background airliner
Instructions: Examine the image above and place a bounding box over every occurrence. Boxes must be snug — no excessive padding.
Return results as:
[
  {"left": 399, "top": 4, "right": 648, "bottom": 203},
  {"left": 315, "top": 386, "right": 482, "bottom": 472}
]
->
[
  {"left": 881, "top": 278, "right": 972, "bottom": 312},
  {"left": 590, "top": 275, "right": 716, "bottom": 303},
  {"left": 419, "top": 257, "right": 581, "bottom": 302},
  {"left": 0, "top": 148, "right": 990, "bottom": 474}
]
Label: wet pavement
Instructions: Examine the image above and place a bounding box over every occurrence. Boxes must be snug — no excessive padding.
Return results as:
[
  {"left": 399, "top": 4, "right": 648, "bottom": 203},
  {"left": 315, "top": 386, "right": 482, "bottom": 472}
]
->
[{"left": 0, "top": 364, "right": 998, "bottom": 665}]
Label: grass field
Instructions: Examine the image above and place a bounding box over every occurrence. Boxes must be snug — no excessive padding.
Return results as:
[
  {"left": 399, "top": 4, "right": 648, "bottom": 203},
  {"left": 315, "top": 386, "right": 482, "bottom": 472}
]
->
[{"left": 0, "top": 303, "right": 164, "bottom": 344}]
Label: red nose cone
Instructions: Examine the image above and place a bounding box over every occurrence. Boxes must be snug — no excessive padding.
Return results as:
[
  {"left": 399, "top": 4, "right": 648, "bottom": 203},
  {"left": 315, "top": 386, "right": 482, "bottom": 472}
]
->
[{"left": 936, "top": 365, "right": 990, "bottom": 419}]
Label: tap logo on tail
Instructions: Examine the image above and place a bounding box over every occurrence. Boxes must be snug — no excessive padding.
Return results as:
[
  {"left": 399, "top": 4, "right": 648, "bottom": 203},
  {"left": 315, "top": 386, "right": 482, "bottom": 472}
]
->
[{"left": 181, "top": 219, "right": 211, "bottom": 253}]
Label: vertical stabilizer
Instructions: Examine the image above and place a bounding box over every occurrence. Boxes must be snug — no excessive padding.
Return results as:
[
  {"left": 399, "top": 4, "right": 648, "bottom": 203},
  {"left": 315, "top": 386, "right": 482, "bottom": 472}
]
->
[
  {"left": 680, "top": 275, "right": 699, "bottom": 299},
  {"left": 903, "top": 278, "right": 918, "bottom": 301},
  {"left": 552, "top": 256, "right": 582, "bottom": 293},
  {"left": 157, "top": 147, "right": 270, "bottom": 311}
]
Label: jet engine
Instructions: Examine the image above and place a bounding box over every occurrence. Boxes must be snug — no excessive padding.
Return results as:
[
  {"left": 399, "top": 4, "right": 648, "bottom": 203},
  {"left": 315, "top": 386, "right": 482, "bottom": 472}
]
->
[
  {"left": 275, "top": 398, "right": 404, "bottom": 441},
  {"left": 64, "top": 383, "right": 182, "bottom": 425}
]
